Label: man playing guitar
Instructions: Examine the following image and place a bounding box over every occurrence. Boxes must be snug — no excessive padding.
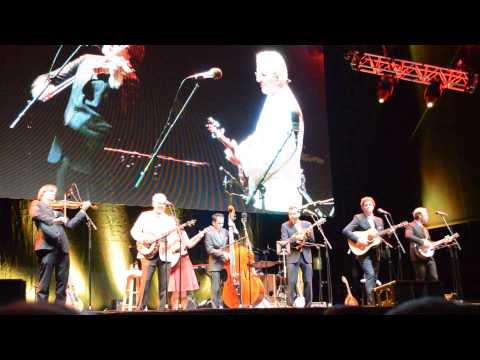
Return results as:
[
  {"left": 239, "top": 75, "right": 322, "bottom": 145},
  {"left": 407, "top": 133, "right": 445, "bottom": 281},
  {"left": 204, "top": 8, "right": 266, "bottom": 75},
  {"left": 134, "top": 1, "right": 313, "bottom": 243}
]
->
[
  {"left": 130, "top": 193, "right": 176, "bottom": 310},
  {"left": 280, "top": 206, "right": 316, "bottom": 307},
  {"left": 206, "top": 50, "right": 304, "bottom": 212},
  {"left": 405, "top": 207, "right": 452, "bottom": 282},
  {"left": 342, "top": 196, "right": 387, "bottom": 305}
]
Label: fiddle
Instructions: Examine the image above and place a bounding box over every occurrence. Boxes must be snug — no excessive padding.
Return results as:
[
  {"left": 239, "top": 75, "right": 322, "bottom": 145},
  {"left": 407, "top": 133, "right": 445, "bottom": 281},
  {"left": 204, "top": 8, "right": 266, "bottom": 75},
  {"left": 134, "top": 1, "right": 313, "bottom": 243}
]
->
[{"left": 49, "top": 200, "right": 97, "bottom": 210}]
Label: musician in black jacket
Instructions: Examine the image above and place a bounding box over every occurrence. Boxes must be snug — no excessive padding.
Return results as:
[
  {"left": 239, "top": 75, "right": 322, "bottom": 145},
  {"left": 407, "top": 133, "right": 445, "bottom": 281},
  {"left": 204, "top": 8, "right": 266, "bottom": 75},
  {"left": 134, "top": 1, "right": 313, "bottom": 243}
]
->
[
  {"left": 280, "top": 206, "right": 315, "bottom": 307},
  {"left": 30, "top": 45, "right": 145, "bottom": 197},
  {"left": 204, "top": 213, "right": 230, "bottom": 309},
  {"left": 29, "top": 184, "right": 91, "bottom": 304},
  {"left": 405, "top": 207, "right": 439, "bottom": 281},
  {"left": 342, "top": 196, "right": 385, "bottom": 305}
]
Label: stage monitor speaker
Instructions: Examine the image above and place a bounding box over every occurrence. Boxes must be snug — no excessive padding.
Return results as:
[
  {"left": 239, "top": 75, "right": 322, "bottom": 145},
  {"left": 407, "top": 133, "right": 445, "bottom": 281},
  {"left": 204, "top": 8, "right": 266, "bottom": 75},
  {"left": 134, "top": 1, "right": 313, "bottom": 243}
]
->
[
  {"left": 0, "top": 279, "right": 26, "bottom": 306},
  {"left": 373, "top": 280, "right": 443, "bottom": 307}
]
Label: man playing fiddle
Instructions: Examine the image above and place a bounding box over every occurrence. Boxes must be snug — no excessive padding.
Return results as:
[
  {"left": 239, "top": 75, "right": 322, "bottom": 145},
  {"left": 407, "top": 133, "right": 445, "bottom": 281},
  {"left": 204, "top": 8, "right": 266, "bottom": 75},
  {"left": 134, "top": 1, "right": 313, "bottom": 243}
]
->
[{"left": 29, "top": 184, "right": 91, "bottom": 304}]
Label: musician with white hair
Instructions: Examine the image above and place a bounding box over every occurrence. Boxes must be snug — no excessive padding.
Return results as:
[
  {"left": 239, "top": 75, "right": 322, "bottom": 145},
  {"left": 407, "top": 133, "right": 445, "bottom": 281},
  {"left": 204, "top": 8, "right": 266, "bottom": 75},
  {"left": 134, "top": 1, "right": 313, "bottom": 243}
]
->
[
  {"left": 207, "top": 50, "right": 304, "bottom": 212},
  {"left": 131, "top": 193, "right": 176, "bottom": 310}
]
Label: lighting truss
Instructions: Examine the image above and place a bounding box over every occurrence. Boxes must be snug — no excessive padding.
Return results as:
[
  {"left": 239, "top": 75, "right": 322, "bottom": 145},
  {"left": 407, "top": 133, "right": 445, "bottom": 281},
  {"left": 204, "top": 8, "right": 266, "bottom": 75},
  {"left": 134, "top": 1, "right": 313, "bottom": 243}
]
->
[{"left": 346, "top": 51, "right": 478, "bottom": 94}]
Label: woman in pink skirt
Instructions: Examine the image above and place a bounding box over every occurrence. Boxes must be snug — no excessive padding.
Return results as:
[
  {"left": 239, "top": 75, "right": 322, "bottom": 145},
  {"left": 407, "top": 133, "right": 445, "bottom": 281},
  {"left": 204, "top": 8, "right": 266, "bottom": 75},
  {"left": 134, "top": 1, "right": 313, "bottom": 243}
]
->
[{"left": 168, "top": 227, "right": 209, "bottom": 310}]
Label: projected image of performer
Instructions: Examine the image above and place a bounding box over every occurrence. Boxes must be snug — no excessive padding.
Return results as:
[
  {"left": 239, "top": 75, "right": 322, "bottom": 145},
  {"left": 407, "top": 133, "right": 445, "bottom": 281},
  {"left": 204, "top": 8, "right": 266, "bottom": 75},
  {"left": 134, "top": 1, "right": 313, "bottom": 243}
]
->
[
  {"left": 207, "top": 50, "right": 304, "bottom": 212},
  {"left": 31, "top": 45, "right": 145, "bottom": 197},
  {"left": 29, "top": 184, "right": 91, "bottom": 304}
]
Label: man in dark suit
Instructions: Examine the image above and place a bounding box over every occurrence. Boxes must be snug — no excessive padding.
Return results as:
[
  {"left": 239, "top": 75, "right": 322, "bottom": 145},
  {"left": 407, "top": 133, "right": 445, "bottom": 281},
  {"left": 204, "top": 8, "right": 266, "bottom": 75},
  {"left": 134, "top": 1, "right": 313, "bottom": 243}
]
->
[
  {"left": 280, "top": 206, "right": 315, "bottom": 307},
  {"left": 31, "top": 45, "right": 145, "bottom": 196},
  {"left": 405, "top": 207, "right": 440, "bottom": 281},
  {"left": 204, "top": 213, "right": 230, "bottom": 309},
  {"left": 342, "top": 196, "right": 385, "bottom": 305},
  {"left": 29, "top": 184, "right": 91, "bottom": 304}
]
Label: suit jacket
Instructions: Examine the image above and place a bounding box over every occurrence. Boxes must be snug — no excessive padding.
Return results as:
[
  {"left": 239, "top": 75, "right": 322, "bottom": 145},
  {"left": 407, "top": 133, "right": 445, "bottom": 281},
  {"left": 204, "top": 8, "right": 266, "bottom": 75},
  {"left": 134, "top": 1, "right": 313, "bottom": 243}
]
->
[
  {"left": 280, "top": 220, "right": 315, "bottom": 264},
  {"left": 405, "top": 221, "right": 430, "bottom": 262},
  {"left": 204, "top": 228, "right": 229, "bottom": 272},
  {"left": 46, "top": 54, "right": 116, "bottom": 172},
  {"left": 342, "top": 213, "right": 385, "bottom": 258},
  {"left": 29, "top": 200, "right": 87, "bottom": 253}
]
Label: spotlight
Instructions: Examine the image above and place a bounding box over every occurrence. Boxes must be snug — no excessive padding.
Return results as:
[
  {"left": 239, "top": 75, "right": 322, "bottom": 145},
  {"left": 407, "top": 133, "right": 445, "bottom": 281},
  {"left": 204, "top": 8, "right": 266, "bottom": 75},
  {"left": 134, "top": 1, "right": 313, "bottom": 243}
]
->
[
  {"left": 424, "top": 80, "right": 443, "bottom": 108},
  {"left": 377, "top": 76, "right": 396, "bottom": 104}
]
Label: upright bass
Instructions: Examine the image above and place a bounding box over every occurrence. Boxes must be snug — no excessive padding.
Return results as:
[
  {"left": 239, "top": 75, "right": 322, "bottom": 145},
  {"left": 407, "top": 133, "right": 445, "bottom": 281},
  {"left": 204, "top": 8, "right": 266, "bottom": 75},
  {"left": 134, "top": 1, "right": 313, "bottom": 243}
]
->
[{"left": 222, "top": 206, "right": 265, "bottom": 308}]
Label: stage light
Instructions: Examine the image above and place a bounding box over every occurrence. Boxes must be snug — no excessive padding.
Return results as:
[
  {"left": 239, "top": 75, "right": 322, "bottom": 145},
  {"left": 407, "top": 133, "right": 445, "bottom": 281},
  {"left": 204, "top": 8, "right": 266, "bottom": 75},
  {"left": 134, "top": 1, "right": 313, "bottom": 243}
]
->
[
  {"left": 424, "top": 80, "right": 443, "bottom": 108},
  {"left": 377, "top": 76, "right": 396, "bottom": 104}
]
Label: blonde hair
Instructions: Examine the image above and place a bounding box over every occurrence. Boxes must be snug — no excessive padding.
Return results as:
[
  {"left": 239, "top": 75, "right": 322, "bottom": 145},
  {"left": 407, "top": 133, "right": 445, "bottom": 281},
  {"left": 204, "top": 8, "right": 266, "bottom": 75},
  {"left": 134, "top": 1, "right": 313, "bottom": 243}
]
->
[
  {"left": 360, "top": 196, "right": 376, "bottom": 208},
  {"left": 37, "top": 184, "right": 57, "bottom": 201}
]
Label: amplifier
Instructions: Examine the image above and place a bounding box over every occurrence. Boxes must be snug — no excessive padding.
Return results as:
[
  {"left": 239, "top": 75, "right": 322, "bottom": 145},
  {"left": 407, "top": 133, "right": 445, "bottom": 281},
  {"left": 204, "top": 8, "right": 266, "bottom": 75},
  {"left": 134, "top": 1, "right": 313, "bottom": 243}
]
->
[{"left": 373, "top": 280, "right": 443, "bottom": 307}]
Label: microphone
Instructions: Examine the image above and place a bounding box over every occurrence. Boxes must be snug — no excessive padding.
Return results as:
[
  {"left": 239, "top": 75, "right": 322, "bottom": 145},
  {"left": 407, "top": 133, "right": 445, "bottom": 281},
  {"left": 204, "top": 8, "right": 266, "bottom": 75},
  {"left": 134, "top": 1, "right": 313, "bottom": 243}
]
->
[
  {"left": 222, "top": 175, "right": 229, "bottom": 188},
  {"left": 377, "top": 208, "right": 391, "bottom": 215},
  {"left": 186, "top": 68, "right": 223, "bottom": 80},
  {"left": 302, "top": 209, "right": 318, "bottom": 217},
  {"left": 435, "top": 210, "right": 449, "bottom": 216},
  {"left": 219, "top": 166, "right": 242, "bottom": 187}
]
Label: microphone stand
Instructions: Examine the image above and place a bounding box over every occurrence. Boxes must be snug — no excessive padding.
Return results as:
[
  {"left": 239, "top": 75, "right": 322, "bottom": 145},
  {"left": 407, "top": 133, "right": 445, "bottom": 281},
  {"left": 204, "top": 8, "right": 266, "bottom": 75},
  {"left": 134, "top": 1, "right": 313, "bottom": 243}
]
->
[
  {"left": 134, "top": 80, "right": 200, "bottom": 189},
  {"left": 10, "top": 45, "right": 84, "bottom": 129},
  {"left": 245, "top": 120, "right": 298, "bottom": 209},
  {"left": 438, "top": 214, "right": 463, "bottom": 301},
  {"left": 70, "top": 183, "right": 97, "bottom": 310},
  {"left": 382, "top": 213, "right": 404, "bottom": 281},
  {"left": 307, "top": 212, "right": 332, "bottom": 306},
  {"left": 169, "top": 204, "right": 182, "bottom": 310}
]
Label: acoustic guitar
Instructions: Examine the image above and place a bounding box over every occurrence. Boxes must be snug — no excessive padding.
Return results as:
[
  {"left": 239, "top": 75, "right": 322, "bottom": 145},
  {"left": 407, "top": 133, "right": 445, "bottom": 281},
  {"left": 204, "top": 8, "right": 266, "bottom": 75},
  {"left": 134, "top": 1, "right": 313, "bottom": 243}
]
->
[
  {"left": 206, "top": 116, "right": 249, "bottom": 193},
  {"left": 347, "top": 221, "right": 408, "bottom": 256},
  {"left": 341, "top": 276, "right": 359, "bottom": 306},
  {"left": 169, "top": 226, "right": 212, "bottom": 267},
  {"left": 136, "top": 220, "right": 197, "bottom": 260}
]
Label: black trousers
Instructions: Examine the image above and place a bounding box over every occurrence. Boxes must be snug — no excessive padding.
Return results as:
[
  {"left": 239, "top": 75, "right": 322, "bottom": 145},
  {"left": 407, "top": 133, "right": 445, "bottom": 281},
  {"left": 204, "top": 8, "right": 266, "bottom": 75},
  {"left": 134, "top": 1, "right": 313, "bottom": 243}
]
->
[
  {"left": 413, "top": 258, "right": 439, "bottom": 282},
  {"left": 36, "top": 249, "right": 70, "bottom": 304},
  {"left": 140, "top": 255, "right": 171, "bottom": 310},
  {"left": 210, "top": 270, "right": 225, "bottom": 309}
]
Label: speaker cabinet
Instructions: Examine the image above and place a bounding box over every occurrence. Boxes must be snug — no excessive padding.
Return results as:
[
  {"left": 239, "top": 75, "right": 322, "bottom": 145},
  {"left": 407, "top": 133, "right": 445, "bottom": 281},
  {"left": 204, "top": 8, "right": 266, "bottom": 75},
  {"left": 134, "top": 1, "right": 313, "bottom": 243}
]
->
[{"left": 0, "top": 279, "right": 26, "bottom": 306}]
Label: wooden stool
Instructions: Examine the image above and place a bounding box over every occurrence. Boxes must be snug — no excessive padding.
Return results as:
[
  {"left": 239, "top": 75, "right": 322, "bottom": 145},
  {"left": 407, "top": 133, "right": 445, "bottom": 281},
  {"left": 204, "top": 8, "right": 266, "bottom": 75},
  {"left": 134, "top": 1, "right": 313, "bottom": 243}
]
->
[{"left": 121, "top": 268, "right": 143, "bottom": 311}]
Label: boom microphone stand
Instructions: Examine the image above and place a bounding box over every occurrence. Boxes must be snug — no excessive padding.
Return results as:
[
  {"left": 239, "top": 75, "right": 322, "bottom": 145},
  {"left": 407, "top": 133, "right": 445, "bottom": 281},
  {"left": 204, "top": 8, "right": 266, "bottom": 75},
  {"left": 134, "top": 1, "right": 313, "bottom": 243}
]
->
[
  {"left": 70, "top": 183, "right": 97, "bottom": 310},
  {"left": 382, "top": 212, "right": 405, "bottom": 280},
  {"left": 306, "top": 211, "right": 332, "bottom": 305},
  {"left": 10, "top": 45, "right": 85, "bottom": 129},
  {"left": 437, "top": 212, "right": 463, "bottom": 301},
  {"left": 134, "top": 79, "right": 200, "bottom": 189}
]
